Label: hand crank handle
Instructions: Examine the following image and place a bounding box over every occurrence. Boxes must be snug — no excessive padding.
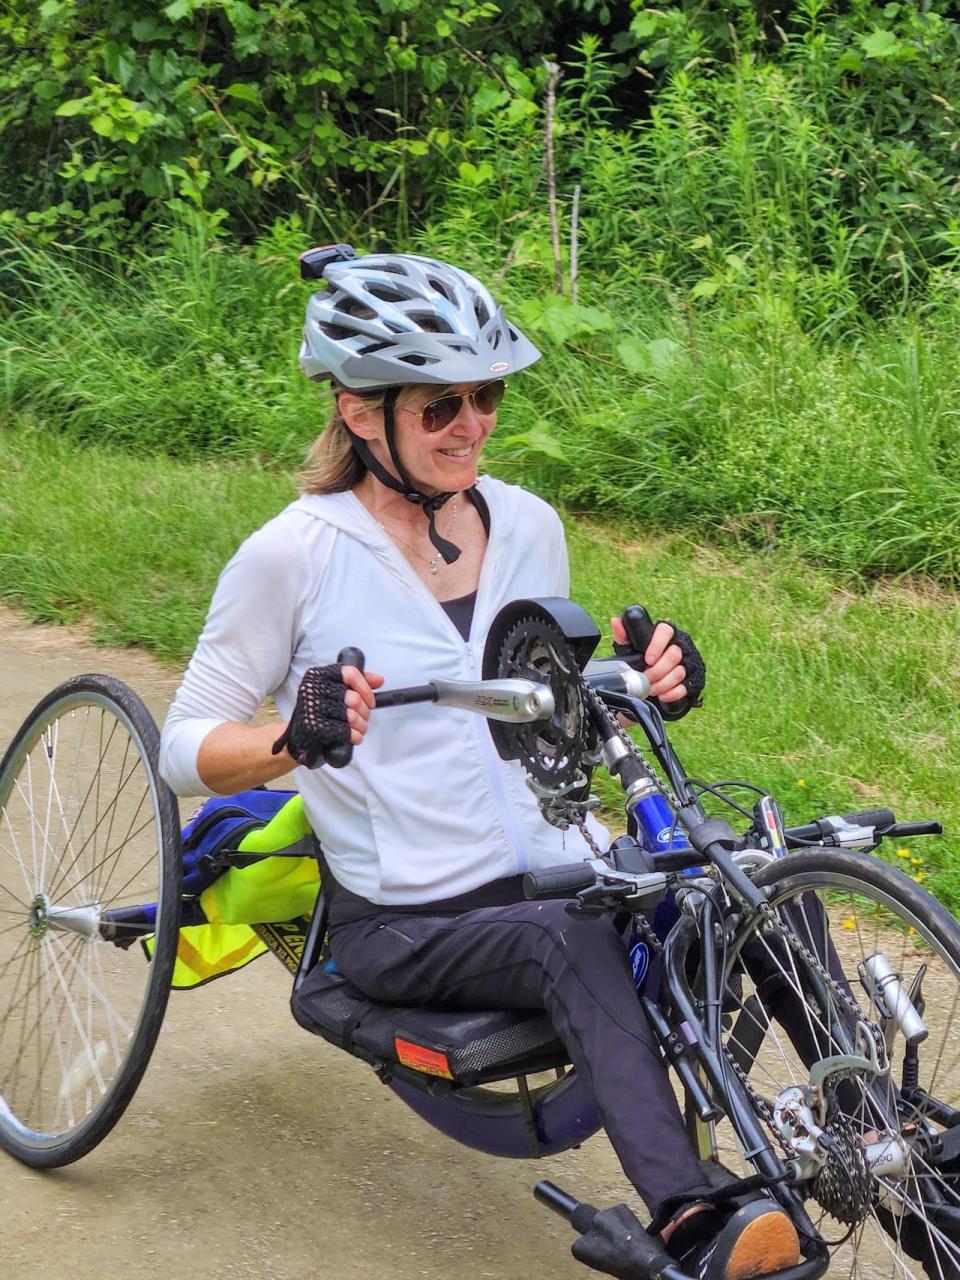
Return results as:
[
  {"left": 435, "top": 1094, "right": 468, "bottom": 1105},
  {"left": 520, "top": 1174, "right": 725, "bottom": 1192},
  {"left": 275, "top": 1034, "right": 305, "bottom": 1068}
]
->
[{"left": 375, "top": 677, "right": 555, "bottom": 722}]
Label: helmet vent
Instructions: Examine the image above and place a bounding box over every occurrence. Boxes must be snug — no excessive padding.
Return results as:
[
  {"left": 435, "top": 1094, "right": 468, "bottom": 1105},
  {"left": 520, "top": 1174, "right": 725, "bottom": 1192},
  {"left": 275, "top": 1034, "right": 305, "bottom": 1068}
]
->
[
  {"left": 411, "top": 313, "right": 451, "bottom": 333},
  {"left": 428, "top": 276, "right": 455, "bottom": 303},
  {"left": 398, "top": 352, "right": 440, "bottom": 366},
  {"left": 474, "top": 298, "right": 491, "bottom": 327},
  {"left": 366, "top": 284, "right": 407, "bottom": 303},
  {"left": 490, "top": 329, "right": 502, "bottom": 349},
  {"left": 319, "top": 322, "right": 355, "bottom": 341},
  {"left": 336, "top": 297, "right": 377, "bottom": 321}
]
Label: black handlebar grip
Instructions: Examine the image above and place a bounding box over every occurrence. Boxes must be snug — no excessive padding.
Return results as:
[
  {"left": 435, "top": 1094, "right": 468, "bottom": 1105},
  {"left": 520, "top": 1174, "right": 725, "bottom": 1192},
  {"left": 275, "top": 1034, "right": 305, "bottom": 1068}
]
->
[
  {"left": 522, "top": 862, "right": 598, "bottom": 900},
  {"left": 842, "top": 808, "right": 896, "bottom": 830},
  {"left": 884, "top": 820, "right": 943, "bottom": 837},
  {"left": 786, "top": 807, "right": 898, "bottom": 845},
  {"left": 615, "top": 605, "right": 656, "bottom": 670},
  {"left": 324, "top": 647, "right": 365, "bottom": 769}
]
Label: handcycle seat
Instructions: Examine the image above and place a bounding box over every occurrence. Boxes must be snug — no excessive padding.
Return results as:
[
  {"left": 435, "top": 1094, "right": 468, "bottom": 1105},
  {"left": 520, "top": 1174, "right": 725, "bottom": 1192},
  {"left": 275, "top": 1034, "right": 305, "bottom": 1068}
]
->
[{"left": 292, "top": 960, "right": 569, "bottom": 1087}]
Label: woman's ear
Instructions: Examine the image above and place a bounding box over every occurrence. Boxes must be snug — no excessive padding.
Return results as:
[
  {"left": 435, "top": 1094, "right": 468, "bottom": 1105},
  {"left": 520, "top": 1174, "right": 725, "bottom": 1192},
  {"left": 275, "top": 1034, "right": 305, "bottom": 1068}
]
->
[{"left": 338, "top": 392, "right": 381, "bottom": 440}]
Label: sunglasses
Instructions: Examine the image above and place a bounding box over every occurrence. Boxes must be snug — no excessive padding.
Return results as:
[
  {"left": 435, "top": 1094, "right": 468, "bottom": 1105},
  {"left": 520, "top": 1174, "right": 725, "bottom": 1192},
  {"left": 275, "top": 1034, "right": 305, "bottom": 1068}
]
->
[{"left": 401, "top": 380, "right": 507, "bottom": 433}]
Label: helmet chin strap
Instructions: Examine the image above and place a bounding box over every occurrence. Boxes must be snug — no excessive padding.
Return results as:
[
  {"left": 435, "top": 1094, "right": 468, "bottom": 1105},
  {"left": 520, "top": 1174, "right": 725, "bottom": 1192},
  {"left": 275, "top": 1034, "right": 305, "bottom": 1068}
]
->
[{"left": 346, "top": 388, "right": 464, "bottom": 565}]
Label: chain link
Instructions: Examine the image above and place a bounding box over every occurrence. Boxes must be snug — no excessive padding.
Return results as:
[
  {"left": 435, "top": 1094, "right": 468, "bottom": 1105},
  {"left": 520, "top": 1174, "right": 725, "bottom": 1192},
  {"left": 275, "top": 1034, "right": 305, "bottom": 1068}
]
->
[{"left": 583, "top": 683, "right": 684, "bottom": 812}]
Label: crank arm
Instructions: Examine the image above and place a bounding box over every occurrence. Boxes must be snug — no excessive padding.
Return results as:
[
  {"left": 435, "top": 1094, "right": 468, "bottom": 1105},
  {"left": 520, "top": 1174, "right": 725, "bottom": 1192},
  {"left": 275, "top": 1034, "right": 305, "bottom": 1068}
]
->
[{"left": 375, "top": 677, "right": 555, "bottom": 722}]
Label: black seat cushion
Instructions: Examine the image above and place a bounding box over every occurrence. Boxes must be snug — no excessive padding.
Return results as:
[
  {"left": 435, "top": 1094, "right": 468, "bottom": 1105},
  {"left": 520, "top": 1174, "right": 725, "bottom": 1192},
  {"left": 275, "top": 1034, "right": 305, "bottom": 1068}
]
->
[{"left": 292, "top": 961, "right": 568, "bottom": 1087}]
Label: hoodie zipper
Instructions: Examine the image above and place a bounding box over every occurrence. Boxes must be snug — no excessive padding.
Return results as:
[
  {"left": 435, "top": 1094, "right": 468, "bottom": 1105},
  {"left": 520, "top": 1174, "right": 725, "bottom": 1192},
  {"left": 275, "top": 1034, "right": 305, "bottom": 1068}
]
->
[{"left": 346, "top": 484, "right": 533, "bottom": 873}]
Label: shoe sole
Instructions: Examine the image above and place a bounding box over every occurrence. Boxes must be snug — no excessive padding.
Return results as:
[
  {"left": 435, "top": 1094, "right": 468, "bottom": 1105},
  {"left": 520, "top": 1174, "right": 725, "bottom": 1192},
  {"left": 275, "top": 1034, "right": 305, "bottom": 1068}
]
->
[{"left": 719, "top": 1207, "right": 801, "bottom": 1280}]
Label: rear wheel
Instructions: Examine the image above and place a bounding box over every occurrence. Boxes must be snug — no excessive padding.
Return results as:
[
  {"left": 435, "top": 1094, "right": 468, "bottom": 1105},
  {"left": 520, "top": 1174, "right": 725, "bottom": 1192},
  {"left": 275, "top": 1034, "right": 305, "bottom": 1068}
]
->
[
  {"left": 0, "top": 675, "right": 180, "bottom": 1167},
  {"left": 714, "top": 850, "right": 960, "bottom": 1280}
]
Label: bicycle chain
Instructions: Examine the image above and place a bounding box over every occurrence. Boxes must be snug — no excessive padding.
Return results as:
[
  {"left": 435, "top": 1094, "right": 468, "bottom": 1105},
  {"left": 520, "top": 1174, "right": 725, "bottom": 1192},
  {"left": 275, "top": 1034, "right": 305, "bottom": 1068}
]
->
[
  {"left": 720, "top": 903, "right": 886, "bottom": 1169},
  {"left": 572, "top": 679, "right": 888, "bottom": 1197}
]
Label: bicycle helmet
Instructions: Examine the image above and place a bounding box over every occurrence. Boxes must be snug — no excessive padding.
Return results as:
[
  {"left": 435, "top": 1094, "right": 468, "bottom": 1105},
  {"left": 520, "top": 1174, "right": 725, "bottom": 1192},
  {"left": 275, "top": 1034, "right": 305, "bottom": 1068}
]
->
[{"left": 298, "top": 245, "right": 541, "bottom": 564}]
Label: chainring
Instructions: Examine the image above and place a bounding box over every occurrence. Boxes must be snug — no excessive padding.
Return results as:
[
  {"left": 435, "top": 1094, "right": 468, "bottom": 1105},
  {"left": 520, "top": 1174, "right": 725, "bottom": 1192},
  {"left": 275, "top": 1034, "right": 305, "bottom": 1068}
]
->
[{"left": 493, "top": 615, "right": 595, "bottom": 791}]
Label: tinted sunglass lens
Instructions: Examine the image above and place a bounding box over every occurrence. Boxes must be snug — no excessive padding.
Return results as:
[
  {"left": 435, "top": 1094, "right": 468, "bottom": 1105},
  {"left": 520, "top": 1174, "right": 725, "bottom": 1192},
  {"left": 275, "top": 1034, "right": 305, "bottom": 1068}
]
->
[
  {"left": 422, "top": 395, "right": 461, "bottom": 432},
  {"left": 475, "top": 380, "right": 506, "bottom": 414},
  {"left": 421, "top": 380, "right": 506, "bottom": 430}
]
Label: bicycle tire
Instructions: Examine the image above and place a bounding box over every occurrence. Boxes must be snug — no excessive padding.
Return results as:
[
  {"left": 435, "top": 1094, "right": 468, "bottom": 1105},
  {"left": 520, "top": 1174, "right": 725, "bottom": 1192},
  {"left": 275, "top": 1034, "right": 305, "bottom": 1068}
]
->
[
  {"left": 0, "top": 674, "right": 181, "bottom": 1167},
  {"left": 715, "top": 848, "right": 960, "bottom": 1280}
]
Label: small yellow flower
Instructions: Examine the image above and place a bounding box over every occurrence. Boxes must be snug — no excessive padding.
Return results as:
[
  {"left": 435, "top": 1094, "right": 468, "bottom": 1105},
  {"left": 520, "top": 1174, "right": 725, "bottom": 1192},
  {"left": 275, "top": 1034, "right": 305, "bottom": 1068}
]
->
[
  {"left": 796, "top": 778, "right": 806, "bottom": 788},
  {"left": 896, "top": 849, "right": 910, "bottom": 859},
  {"left": 912, "top": 872, "right": 926, "bottom": 884},
  {"left": 840, "top": 917, "right": 856, "bottom": 930},
  {"left": 908, "top": 927, "right": 916, "bottom": 936}
]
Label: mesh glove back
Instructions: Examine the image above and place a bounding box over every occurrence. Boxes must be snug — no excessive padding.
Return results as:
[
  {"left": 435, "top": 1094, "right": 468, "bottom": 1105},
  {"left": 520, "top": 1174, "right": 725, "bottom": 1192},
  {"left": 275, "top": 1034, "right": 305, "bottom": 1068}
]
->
[
  {"left": 272, "top": 664, "right": 351, "bottom": 769},
  {"left": 659, "top": 625, "right": 706, "bottom": 721},
  {"left": 614, "top": 609, "right": 706, "bottom": 722}
]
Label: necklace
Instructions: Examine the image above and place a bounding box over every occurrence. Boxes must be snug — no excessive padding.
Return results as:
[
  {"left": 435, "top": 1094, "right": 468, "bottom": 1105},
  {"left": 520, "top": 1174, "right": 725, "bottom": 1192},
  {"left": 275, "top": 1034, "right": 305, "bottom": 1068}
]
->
[{"left": 377, "top": 501, "right": 459, "bottom": 575}]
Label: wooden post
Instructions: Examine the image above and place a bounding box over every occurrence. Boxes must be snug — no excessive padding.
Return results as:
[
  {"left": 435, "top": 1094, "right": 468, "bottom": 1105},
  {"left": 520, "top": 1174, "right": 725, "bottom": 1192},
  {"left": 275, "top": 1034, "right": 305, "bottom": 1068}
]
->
[
  {"left": 543, "top": 59, "right": 563, "bottom": 295},
  {"left": 570, "top": 183, "right": 581, "bottom": 305}
]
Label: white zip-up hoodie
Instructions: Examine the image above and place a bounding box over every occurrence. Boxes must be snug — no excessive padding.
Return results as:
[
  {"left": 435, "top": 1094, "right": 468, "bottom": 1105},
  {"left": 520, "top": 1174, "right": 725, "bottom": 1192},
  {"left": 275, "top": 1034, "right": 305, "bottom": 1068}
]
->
[{"left": 160, "top": 476, "right": 603, "bottom": 904}]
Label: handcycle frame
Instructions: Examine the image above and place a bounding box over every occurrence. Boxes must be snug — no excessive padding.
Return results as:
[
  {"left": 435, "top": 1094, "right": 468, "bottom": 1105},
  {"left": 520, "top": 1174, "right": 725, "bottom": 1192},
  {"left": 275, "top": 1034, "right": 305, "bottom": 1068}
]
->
[{"left": 215, "top": 645, "right": 945, "bottom": 1280}]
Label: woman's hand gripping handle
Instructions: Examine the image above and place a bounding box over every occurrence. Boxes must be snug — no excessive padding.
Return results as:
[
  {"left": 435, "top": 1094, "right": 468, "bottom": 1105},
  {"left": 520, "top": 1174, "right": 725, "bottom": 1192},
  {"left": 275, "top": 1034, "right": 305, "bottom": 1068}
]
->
[
  {"left": 272, "top": 648, "right": 383, "bottom": 770},
  {"left": 611, "top": 605, "right": 706, "bottom": 721}
]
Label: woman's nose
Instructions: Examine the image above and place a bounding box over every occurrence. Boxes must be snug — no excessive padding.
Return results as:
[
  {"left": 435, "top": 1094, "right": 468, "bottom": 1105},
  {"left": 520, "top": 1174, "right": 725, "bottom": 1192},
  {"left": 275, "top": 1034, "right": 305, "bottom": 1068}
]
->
[{"left": 449, "top": 398, "right": 487, "bottom": 434}]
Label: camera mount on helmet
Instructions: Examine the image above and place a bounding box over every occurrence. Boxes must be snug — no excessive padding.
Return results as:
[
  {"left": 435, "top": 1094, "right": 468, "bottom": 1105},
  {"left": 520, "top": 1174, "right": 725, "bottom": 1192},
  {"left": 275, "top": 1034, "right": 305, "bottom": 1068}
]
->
[{"left": 299, "top": 244, "right": 357, "bottom": 281}]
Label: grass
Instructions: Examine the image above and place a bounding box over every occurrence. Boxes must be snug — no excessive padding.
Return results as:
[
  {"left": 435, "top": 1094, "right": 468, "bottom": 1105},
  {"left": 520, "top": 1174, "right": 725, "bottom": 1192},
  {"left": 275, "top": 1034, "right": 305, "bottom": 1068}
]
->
[
  {"left": 3, "top": 231, "right": 960, "bottom": 584},
  {"left": 1, "top": 422, "right": 957, "bottom": 907}
]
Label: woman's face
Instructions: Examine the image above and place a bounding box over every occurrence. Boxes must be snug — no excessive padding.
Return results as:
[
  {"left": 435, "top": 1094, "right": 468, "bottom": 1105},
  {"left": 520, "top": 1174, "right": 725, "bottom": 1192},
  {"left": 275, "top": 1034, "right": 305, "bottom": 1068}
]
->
[{"left": 387, "top": 381, "right": 501, "bottom": 493}]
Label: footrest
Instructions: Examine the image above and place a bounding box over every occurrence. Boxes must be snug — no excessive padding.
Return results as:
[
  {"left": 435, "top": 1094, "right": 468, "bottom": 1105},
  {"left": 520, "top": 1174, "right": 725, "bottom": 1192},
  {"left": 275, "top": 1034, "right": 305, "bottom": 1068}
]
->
[{"left": 536, "top": 1181, "right": 830, "bottom": 1280}]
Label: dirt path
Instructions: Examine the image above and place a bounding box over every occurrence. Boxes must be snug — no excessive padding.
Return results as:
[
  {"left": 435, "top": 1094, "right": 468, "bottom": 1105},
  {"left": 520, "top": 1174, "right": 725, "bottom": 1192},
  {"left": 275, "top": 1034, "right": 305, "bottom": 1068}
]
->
[
  {"left": 4, "top": 606, "right": 956, "bottom": 1280},
  {"left": 0, "top": 606, "right": 628, "bottom": 1280}
]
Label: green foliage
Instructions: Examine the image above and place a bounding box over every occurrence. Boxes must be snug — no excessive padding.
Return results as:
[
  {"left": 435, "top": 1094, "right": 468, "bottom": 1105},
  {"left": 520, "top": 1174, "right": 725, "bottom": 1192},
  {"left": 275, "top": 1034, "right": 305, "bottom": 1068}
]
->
[
  {"left": 3, "top": 228, "right": 960, "bottom": 584},
  {"left": 425, "top": 2, "right": 960, "bottom": 319},
  {"left": 0, "top": 219, "right": 318, "bottom": 459},
  {"left": 0, "top": 0, "right": 508, "bottom": 244},
  {"left": 5, "top": 0, "right": 960, "bottom": 312}
]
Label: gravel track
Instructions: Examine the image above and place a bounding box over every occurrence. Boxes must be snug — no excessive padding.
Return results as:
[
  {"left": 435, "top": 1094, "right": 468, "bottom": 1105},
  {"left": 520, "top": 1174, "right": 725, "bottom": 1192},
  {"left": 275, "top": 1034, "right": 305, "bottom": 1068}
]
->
[{"left": 0, "top": 606, "right": 627, "bottom": 1280}]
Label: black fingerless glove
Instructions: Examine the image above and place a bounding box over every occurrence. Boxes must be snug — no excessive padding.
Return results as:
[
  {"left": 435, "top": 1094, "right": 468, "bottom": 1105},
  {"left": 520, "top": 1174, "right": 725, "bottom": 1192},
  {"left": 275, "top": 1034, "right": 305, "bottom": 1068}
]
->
[
  {"left": 272, "top": 664, "right": 351, "bottom": 769},
  {"left": 614, "top": 618, "right": 706, "bottom": 721},
  {"left": 659, "top": 624, "right": 706, "bottom": 721}
]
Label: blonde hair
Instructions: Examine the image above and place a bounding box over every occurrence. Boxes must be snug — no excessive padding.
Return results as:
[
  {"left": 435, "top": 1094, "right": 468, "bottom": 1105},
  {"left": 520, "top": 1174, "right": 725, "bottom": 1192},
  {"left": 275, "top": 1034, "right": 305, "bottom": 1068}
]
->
[{"left": 298, "top": 384, "right": 386, "bottom": 495}]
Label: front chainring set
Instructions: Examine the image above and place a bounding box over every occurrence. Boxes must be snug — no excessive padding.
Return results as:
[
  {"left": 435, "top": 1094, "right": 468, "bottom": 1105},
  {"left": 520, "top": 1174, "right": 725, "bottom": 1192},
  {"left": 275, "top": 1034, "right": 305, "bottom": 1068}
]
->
[
  {"left": 493, "top": 615, "right": 593, "bottom": 792},
  {"left": 483, "top": 598, "right": 625, "bottom": 832}
]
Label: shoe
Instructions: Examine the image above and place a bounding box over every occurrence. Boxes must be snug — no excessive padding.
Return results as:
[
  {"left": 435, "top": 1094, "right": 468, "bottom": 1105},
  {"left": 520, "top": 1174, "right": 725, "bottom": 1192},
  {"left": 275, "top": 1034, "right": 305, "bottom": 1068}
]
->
[{"left": 667, "top": 1199, "right": 801, "bottom": 1280}]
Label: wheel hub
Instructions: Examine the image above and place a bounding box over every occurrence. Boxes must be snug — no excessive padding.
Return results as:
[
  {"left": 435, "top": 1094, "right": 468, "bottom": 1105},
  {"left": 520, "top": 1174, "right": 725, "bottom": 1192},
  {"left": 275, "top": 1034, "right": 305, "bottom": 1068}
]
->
[
  {"left": 27, "top": 892, "right": 102, "bottom": 940},
  {"left": 28, "top": 893, "right": 48, "bottom": 938}
]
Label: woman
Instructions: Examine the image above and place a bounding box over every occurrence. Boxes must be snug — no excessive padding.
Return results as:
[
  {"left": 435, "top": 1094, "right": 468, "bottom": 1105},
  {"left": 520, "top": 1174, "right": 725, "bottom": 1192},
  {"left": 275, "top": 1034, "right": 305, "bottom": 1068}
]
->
[{"left": 160, "top": 250, "right": 798, "bottom": 1280}]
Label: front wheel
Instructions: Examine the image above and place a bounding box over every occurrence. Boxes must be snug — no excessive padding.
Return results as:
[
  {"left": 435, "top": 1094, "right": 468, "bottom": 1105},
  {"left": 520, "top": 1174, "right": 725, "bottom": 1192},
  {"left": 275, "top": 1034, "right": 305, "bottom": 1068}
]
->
[
  {"left": 0, "top": 675, "right": 180, "bottom": 1167},
  {"left": 715, "top": 849, "right": 960, "bottom": 1280}
]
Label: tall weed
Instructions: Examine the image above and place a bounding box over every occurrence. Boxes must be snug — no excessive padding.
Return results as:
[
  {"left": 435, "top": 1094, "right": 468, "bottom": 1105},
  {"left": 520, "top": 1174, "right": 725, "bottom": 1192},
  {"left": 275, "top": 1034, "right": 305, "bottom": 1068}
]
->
[{"left": 3, "top": 225, "right": 960, "bottom": 583}]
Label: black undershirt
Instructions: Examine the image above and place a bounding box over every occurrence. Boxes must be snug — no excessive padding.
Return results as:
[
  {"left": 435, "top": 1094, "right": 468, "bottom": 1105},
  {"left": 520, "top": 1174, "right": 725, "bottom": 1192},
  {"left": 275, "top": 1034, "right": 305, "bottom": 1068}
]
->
[{"left": 439, "top": 590, "right": 477, "bottom": 640}]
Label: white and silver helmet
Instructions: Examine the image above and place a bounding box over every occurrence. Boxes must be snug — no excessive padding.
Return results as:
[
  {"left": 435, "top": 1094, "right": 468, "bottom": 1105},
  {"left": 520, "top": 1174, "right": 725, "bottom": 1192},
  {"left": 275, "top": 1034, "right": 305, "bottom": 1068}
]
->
[{"left": 299, "top": 249, "right": 541, "bottom": 388}]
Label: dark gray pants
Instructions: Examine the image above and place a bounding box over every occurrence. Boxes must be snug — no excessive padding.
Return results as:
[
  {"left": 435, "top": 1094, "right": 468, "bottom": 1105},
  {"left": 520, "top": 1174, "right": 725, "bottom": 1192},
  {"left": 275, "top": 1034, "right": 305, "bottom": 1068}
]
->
[{"left": 328, "top": 890, "right": 708, "bottom": 1212}]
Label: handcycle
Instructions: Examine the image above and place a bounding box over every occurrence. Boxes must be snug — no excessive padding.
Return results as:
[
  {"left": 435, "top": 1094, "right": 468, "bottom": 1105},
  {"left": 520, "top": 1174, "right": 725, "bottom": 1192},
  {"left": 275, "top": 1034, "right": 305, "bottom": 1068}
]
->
[{"left": 0, "top": 596, "right": 956, "bottom": 1280}]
